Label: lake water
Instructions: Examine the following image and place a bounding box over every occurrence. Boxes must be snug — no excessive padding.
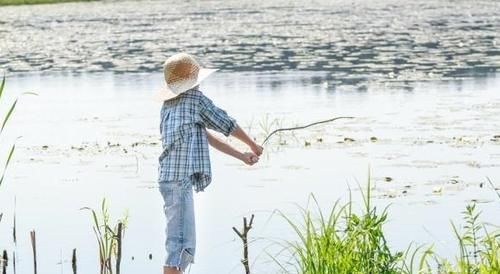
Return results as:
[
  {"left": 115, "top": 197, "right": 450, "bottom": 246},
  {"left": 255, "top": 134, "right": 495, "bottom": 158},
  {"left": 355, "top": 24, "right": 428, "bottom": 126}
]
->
[
  {"left": 0, "top": 0, "right": 499, "bottom": 85},
  {"left": 0, "top": 0, "right": 500, "bottom": 273},
  {"left": 0, "top": 71, "right": 499, "bottom": 274}
]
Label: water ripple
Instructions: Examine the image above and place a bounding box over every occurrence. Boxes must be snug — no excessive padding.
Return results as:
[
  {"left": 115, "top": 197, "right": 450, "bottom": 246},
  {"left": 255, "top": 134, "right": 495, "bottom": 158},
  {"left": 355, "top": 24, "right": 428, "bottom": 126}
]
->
[{"left": 0, "top": 0, "right": 499, "bottom": 86}]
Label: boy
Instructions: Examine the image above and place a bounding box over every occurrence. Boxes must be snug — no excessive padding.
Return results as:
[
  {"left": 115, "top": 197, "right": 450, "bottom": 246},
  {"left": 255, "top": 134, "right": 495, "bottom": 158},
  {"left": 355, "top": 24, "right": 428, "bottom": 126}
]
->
[{"left": 157, "top": 53, "right": 263, "bottom": 274}]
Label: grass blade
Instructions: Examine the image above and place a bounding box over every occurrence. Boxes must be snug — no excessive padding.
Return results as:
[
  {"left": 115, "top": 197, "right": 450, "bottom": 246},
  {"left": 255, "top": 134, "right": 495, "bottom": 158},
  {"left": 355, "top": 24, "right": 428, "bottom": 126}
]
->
[
  {"left": 1, "top": 99, "right": 17, "bottom": 134},
  {"left": 0, "top": 144, "right": 16, "bottom": 186},
  {"left": 0, "top": 76, "right": 5, "bottom": 99}
]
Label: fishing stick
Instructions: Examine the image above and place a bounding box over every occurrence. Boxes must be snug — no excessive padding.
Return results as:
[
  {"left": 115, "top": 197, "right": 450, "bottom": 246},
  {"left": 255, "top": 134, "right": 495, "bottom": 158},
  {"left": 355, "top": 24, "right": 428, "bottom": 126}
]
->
[{"left": 261, "top": 116, "right": 354, "bottom": 146}]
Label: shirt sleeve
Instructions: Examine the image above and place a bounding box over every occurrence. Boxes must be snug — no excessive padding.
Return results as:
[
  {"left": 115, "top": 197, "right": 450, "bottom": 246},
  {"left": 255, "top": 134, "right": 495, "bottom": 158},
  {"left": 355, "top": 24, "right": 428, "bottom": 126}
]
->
[{"left": 199, "top": 94, "right": 237, "bottom": 136}]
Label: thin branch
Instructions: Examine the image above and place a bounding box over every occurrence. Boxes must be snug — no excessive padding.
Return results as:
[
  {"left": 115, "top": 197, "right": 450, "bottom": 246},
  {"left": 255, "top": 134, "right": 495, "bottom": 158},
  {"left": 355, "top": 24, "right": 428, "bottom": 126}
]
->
[
  {"left": 261, "top": 116, "right": 354, "bottom": 145},
  {"left": 232, "top": 214, "right": 255, "bottom": 274}
]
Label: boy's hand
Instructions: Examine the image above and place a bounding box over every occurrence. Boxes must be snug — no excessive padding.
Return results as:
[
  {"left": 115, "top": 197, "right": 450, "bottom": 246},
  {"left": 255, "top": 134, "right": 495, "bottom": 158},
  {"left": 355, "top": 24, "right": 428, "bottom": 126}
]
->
[
  {"left": 241, "top": 152, "right": 259, "bottom": 165},
  {"left": 230, "top": 126, "right": 264, "bottom": 156},
  {"left": 250, "top": 143, "right": 264, "bottom": 156}
]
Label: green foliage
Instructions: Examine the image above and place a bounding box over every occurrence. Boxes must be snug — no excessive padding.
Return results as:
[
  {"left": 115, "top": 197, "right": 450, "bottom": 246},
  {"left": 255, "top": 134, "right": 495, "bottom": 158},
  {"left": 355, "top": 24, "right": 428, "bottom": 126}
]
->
[
  {"left": 0, "top": 76, "right": 14, "bottom": 187},
  {"left": 276, "top": 176, "right": 406, "bottom": 274},
  {"left": 437, "top": 203, "right": 500, "bottom": 274},
  {"left": 82, "top": 198, "right": 128, "bottom": 274},
  {"left": 400, "top": 243, "right": 435, "bottom": 274},
  {"left": 0, "top": 144, "right": 15, "bottom": 187},
  {"left": 0, "top": 76, "right": 36, "bottom": 187},
  {"left": 274, "top": 176, "right": 500, "bottom": 274}
]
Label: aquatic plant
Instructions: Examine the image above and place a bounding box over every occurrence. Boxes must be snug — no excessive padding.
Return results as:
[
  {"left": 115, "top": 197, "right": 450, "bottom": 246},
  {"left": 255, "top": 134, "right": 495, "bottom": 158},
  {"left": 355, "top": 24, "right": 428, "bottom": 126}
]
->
[
  {"left": 82, "top": 198, "right": 128, "bottom": 274},
  {"left": 258, "top": 114, "right": 283, "bottom": 144},
  {"left": 435, "top": 202, "right": 500, "bottom": 274},
  {"left": 0, "top": 76, "right": 15, "bottom": 188},
  {"left": 0, "top": 76, "right": 5, "bottom": 229},
  {"left": 0, "top": 76, "right": 36, "bottom": 188},
  {"left": 0, "top": 75, "right": 29, "bottom": 273},
  {"left": 274, "top": 175, "right": 406, "bottom": 274},
  {"left": 1, "top": 76, "right": 18, "bottom": 271}
]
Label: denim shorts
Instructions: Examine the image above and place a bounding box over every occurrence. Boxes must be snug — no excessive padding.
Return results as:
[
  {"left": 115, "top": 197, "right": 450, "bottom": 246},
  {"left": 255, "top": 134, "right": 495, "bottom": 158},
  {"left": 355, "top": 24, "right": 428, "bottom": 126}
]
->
[{"left": 159, "top": 178, "right": 196, "bottom": 271}]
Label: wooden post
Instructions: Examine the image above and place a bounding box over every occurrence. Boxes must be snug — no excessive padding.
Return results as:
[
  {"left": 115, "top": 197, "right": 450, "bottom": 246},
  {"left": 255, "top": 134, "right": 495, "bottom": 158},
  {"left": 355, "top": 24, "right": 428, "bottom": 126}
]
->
[
  {"left": 1, "top": 250, "right": 7, "bottom": 274},
  {"left": 71, "top": 249, "right": 77, "bottom": 274},
  {"left": 12, "top": 251, "right": 16, "bottom": 274},
  {"left": 116, "top": 223, "right": 123, "bottom": 274},
  {"left": 232, "top": 214, "right": 254, "bottom": 274},
  {"left": 30, "top": 230, "right": 37, "bottom": 274}
]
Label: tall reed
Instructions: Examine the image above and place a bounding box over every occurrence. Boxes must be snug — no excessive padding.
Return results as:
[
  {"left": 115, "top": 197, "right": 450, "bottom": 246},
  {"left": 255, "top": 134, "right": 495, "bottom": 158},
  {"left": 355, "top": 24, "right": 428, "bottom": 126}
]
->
[
  {"left": 0, "top": 76, "right": 36, "bottom": 187},
  {"left": 82, "top": 199, "right": 127, "bottom": 274},
  {"left": 0, "top": 76, "right": 15, "bottom": 188},
  {"left": 0, "top": 76, "right": 16, "bottom": 274}
]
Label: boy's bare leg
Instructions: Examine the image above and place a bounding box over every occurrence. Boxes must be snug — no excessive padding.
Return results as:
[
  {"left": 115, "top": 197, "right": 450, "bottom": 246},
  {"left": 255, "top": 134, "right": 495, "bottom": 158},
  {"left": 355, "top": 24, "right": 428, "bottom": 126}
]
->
[{"left": 164, "top": 267, "right": 182, "bottom": 274}]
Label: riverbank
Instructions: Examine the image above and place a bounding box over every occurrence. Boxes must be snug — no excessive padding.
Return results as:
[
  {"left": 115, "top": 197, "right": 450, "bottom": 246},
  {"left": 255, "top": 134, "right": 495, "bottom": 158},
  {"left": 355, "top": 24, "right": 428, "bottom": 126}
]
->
[{"left": 0, "top": 0, "right": 95, "bottom": 6}]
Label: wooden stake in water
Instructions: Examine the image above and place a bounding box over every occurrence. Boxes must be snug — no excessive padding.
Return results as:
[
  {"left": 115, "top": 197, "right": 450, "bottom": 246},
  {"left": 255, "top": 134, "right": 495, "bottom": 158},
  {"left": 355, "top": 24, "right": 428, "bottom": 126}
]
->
[
  {"left": 30, "top": 230, "right": 37, "bottom": 274},
  {"left": 13, "top": 199, "right": 17, "bottom": 274},
  {"left": 116, "top": 223, "right": 123, "bottom": 274},
  {"left": 72, "top": 249, "right": 77, "bottom": 274},
  {"left": 13, "top": 198, "right": 17, "bottom": 245},
  {"left": 232, "top": 214, "right": 254, "bottom": 274},
  {"left": 1, "top": 250, "right": 7, "bottom": 274},
  {"left": 12, "top": 251, "right": 16, "bottom": 274}
]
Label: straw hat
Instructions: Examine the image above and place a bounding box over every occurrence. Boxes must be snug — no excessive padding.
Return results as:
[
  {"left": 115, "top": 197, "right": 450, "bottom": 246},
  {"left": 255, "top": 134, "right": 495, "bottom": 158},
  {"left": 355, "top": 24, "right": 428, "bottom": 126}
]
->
[{"left": 156, "top": 53, "right": 217, "bottom": 101}]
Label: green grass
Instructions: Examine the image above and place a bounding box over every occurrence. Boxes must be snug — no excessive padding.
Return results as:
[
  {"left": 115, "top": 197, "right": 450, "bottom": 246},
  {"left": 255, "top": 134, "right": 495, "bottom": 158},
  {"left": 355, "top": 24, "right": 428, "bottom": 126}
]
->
[
  {"left": 273, "top": 175, "right": 500, "bottom": 274},
  {"left": 0, "top": 0, "right": 97, "bottom": 6},
  {"left": 274, "top": 175, "right": 407, "bottom": 274},
  {"left": 0, "top": 77, "right": 37, "bottom": 187},
  {"left": 0, "top": 76, "right": 15, "bottom": 187},
  {"left": 436, "top": 203, "right": 500, "bottom": 274}
]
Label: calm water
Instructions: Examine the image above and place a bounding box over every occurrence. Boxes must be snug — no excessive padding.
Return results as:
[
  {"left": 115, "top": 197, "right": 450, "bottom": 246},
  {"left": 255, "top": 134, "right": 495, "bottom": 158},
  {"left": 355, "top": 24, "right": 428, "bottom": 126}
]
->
[
  {"left": 0, "top": 0, "right": 499, "bottom": 87},
  {"left": 0, "top": 72, "right": 499, "bottom": 273},
  {"left": 0, "top": 0, "right": 499, "bottom": 273}
]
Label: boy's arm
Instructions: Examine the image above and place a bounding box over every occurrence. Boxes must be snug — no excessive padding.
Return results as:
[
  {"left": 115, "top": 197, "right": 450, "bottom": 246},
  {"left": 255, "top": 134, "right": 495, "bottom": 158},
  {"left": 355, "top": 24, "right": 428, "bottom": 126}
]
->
[
  {"left": 199, "top": 94, "right": 237, "bottom": 136},
  {"left": 198, "top": 93, "right": 263, "bottom": 156},
  {"left": 230, "top": 126, "right": 264, "bottom": 156},
  {"left": 206, "top": 130, "right": 258, "bottom": 165}
]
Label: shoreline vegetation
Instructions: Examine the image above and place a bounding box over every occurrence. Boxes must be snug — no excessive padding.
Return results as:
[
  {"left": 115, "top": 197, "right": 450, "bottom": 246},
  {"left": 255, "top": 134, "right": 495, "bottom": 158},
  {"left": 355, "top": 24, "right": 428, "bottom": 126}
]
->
[
  {"left": 0, "top": 0, "right": 96, "bottom": 6},
  {"left": 271, "top": 176, "right": 500, "bottom": 274}
]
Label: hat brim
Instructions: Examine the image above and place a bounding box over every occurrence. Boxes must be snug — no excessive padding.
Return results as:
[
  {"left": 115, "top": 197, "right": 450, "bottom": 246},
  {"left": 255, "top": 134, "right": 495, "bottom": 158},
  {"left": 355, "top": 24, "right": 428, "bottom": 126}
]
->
[{"left": 155, "top": 68, "right": 218, "bottom": 102}]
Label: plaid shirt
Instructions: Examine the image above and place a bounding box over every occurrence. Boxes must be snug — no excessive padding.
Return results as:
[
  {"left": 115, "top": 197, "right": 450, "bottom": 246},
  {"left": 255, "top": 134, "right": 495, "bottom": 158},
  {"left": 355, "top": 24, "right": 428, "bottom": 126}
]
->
[{"left": 158, "top": 88, "right": 237, "bottom": 192}]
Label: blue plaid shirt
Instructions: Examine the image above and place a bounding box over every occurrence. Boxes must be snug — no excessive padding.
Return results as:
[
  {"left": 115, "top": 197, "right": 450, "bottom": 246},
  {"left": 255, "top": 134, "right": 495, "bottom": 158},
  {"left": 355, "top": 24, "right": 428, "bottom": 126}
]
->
[{"left": 158, "top": 88, "right": 237, "bottom": 192}]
